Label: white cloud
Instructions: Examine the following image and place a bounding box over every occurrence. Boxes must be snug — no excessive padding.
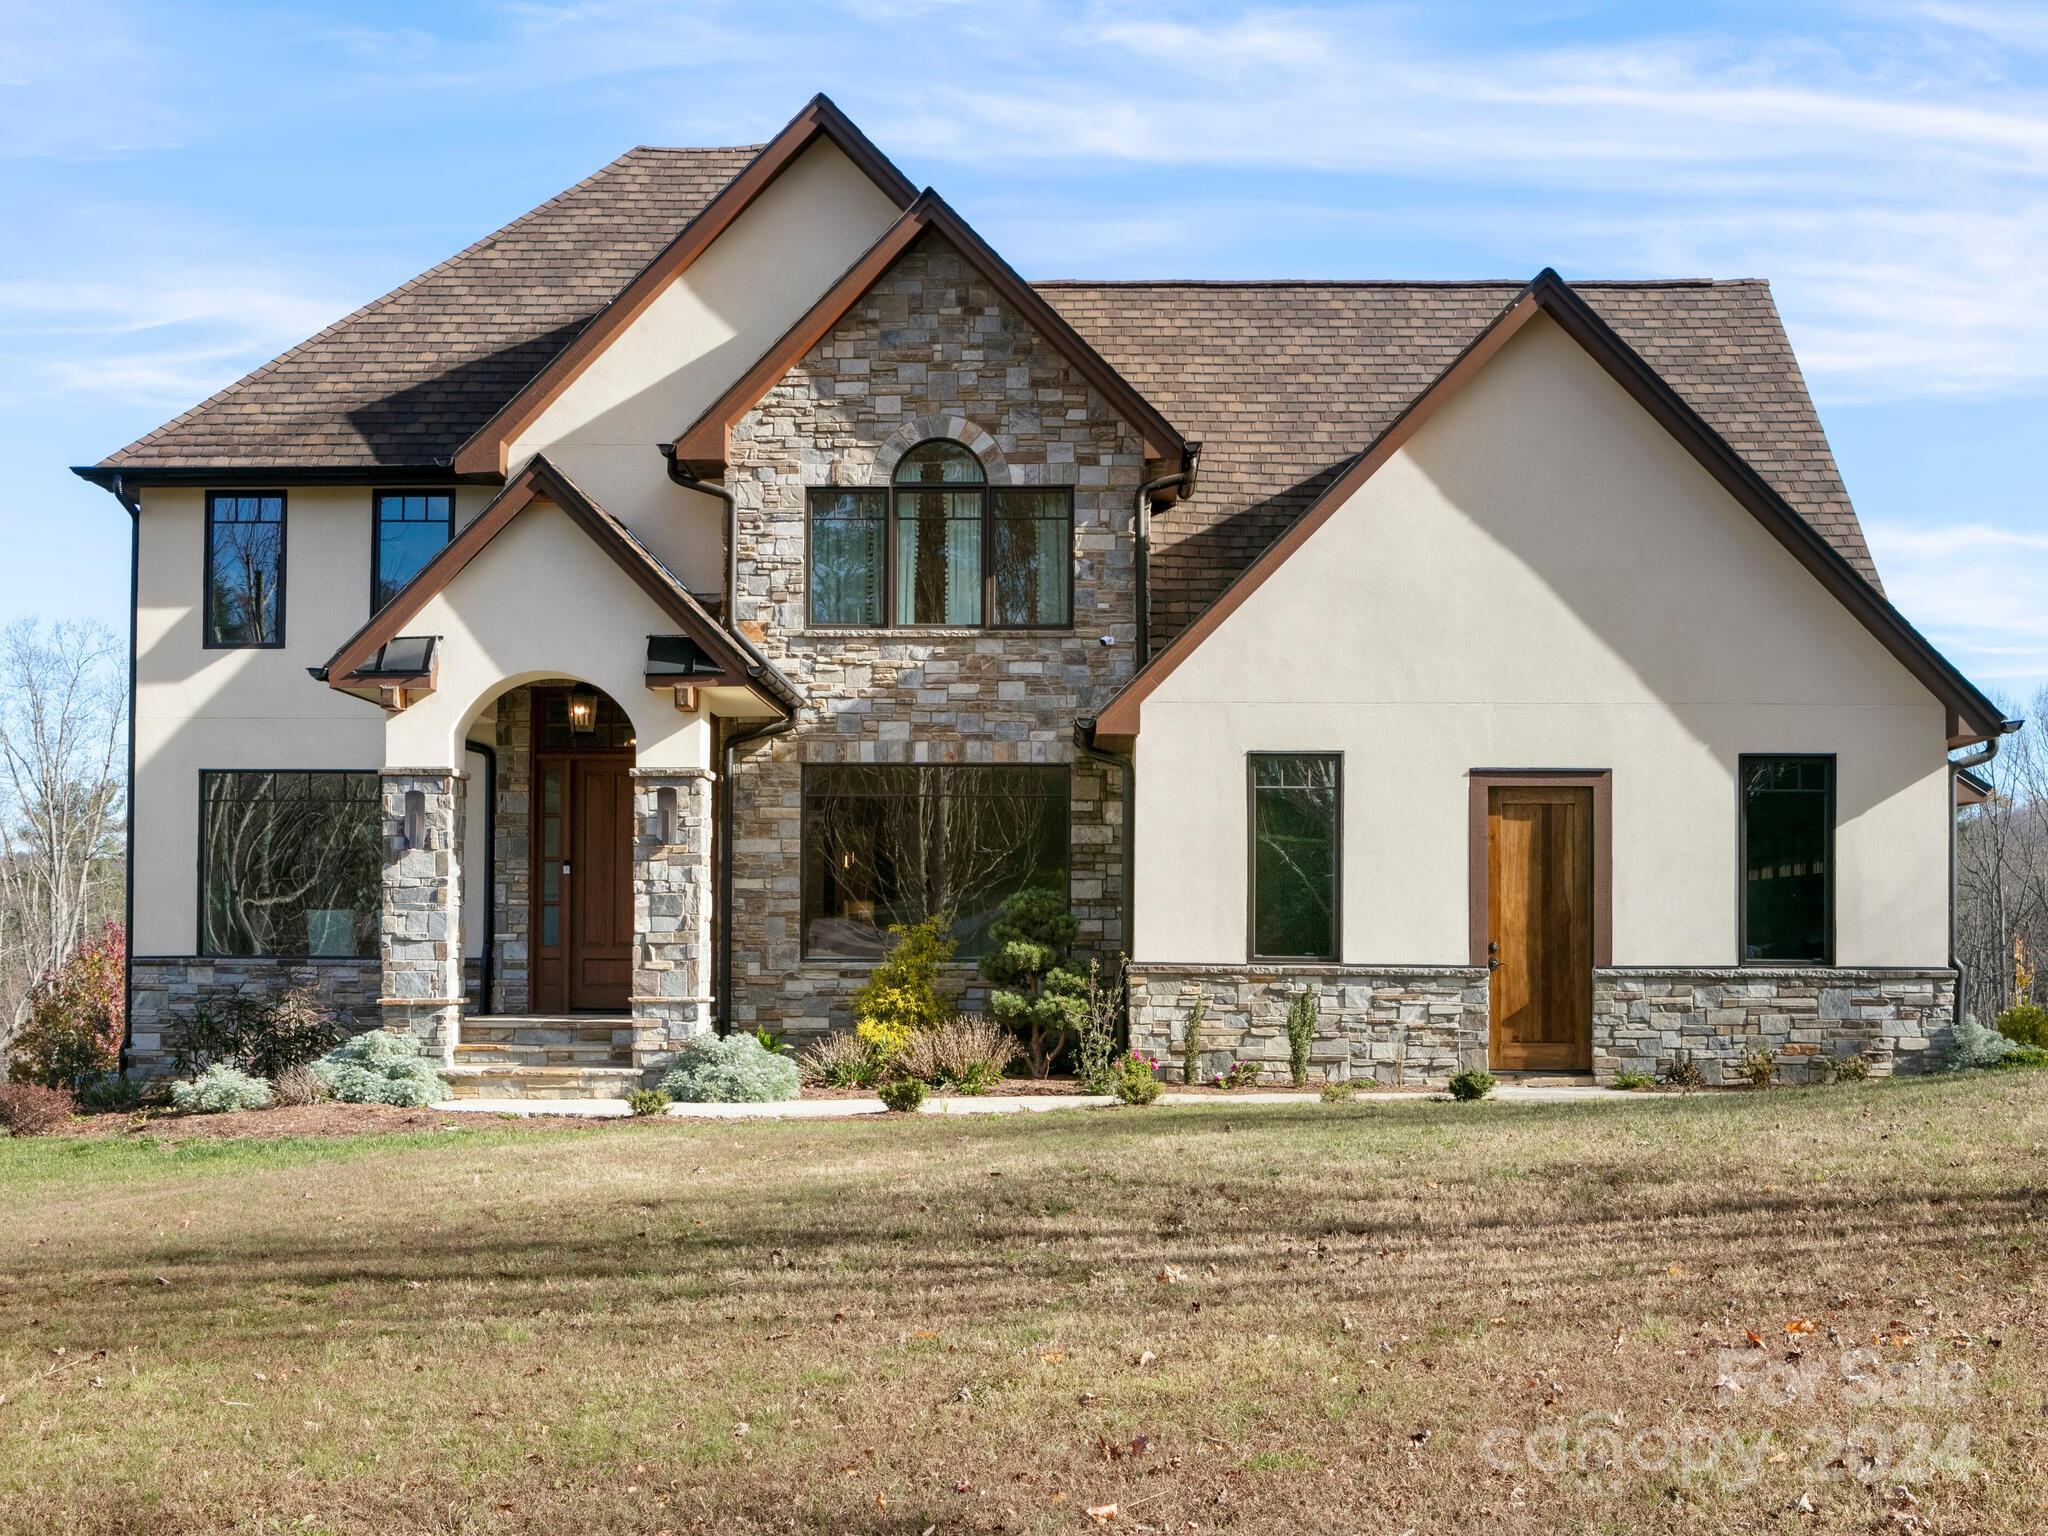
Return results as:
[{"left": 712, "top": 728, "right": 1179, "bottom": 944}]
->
[{"left": 1866, "top": 519, "right": 2048, "bottom": 687}]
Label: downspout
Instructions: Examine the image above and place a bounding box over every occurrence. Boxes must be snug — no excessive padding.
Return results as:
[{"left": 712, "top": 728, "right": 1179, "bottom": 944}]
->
[
  {"left": 1948, "top": 722, "right": 2018, "bottom": 1031},
  {"left": 659, "top": 443, "right": 738, "bottom": 619},
  {"left": 1073, "top": 719, "right": 1135, "bottom": 962},
  {"left": 114, "top": 474, "right": 140, "bottom": 1074},
  {"left": 718, "top": 715, "right": 795, "bottom": 1034},
  {"left": 1134, "top": 443, "right": 1200, "bottom": 664}
]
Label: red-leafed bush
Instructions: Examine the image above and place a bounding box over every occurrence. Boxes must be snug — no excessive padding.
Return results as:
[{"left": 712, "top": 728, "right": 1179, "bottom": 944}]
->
[
  {"left": 0, "top": 1081, "right": 78, "bottom": 1136},
  {"left": 8, "top": 924, "right": 125, "bottom": 1089}
]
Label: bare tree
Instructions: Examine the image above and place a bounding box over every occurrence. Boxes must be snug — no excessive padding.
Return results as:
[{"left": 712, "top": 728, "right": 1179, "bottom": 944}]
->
[
  {"left": 0, "top": 619, "right": 126, "bottom": 1046},
  {"left": 1955, "top": 686, "right": 2048, "bottom": 1023}
]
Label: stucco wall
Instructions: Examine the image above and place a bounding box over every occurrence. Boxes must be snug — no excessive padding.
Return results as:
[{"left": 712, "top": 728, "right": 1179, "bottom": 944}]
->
[
  {"left": 1132, "top": 313, "right": 1951, "bottom": 969},
  {"left": 508, "top": 138, "right": 904, "bottom": 593}
]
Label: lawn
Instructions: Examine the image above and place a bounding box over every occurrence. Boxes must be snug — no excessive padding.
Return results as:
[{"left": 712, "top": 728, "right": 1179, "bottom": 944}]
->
[{"left": 2, "top": 1076, "right": 2044, "bottom": 1534}]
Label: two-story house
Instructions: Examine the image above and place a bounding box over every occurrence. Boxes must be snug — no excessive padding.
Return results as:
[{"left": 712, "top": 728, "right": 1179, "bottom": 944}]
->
[{"left": 76, "top": 96, "right": 2009, "bottom": 1097}]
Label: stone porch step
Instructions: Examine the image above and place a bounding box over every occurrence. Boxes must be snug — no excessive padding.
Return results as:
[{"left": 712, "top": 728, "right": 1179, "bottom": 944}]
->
[
  {"left": 455, "top": 1043, "right": 630, "bottom": 1067},
  {"left": 443, "top": 1064, "right": 646, "bottom": 1101},
  {"left": 460, "top": 1017, "right": 630, "bottom": 1048}
]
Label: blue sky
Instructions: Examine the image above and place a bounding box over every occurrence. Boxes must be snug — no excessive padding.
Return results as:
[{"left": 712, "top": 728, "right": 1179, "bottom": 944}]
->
[{"left": 5, "top": 0, "right": 2046, "bottom": 702}]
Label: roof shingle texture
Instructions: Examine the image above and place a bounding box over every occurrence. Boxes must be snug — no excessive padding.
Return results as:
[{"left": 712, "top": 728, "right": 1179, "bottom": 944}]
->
[{"left": 103, "top": 149, "right": 1875, "bottom": 646}]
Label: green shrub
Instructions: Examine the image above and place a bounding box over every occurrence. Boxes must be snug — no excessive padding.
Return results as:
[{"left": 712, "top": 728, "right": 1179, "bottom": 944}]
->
[
  {"left": 0, "top": 1082, "right": 77, "bottom": 1136},
  {"left": 658, "top": 1033, "right": 800, "bottom": 1104},
  {"left": 1212, "top": 1060, "right": 1261, "bottom": 1090},
  {"left": 796, "top": 1032, "right": 884, "bottom": 1089},
  {"left": 1659, "top": 1050, "right": 1706, "bottom": 1091},
  {"left": 878, "top": 1078, "right": 926, "bottom": 1113},
  {"left": 749, "top": 1026, "right": 794, "bottom": 1057},
  {"left": 1113, "top": 1051, "right": 1161, "bottom": 1106},
  {"left": 1446, "top": 1067, "right": 1495, "bottom": 1102},
  {"left": 627, "top": 1088, "right": 670, "bottom": 1117},
  {"left": 1180, "top": 985, "right": 1205, "bottom": 1087},
  {"left": 171, "top": 1064, "right": 272, "bottom": 1114},
  {"left": 167, "top": 986, "right": 345, "bottom": 1080},
  {"left": 1608, "top": 1069, "right": 1656, "bottom": 1091},
  {"left": 1734, "top": 1048, "right": 1777, "bottom": 1089},
  {"left": 897, "top": 1015, "right": 1017, "bottom": 1094},
  {"left": 1994, "top": 1001, "right": 2048, "bottom": 1048},
  {"left": 1320, "top": 1078, "right": 1357, "bottom": 1103},
  {"left": 7, "top": 924, "right": 124, "bottom": 1089},
  {"left": 1989, "top": 1045, "right": 2048, "bottom": 1071},
  {"left": 1817, "top": 1053, "right": 1871, "bottom": 1084},
  {"left": 850, "top": 917, "right": 959, "bottom": 1056},
  {"left": 312, "top": 1030, "right": 450, "bottom": 1107},
  {"left": 76, "top": 1072, "right": 147, "bottom": 1112},
  {"left": 1284, "top": 986, "right": 1319, "bottom": 1089},
  {"left": 1945, "top": 1013, "right": 2017, "bottom": 1071},
  {"left": 982, "top": 889, "right": 1088, "bottom": 1077}
]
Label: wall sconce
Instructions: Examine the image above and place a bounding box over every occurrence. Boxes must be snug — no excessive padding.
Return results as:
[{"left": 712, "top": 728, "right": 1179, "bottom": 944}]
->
[
  {"left": 402, "top": 789, "right": 426, "bottom": 849},
  {"left": 656, "top": 785, "right": 679, "bottom": 845},
  {"left": 567, "top": 685, "right": 599, "bottom": 735}
]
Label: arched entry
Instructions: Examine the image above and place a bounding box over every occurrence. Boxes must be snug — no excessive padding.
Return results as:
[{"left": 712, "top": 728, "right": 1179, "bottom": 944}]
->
[{"left": 528, "top": 683, "right": 637, "bottom": 1013}]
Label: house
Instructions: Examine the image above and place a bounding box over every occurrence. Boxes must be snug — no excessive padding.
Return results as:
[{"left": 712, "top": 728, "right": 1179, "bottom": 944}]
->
[{"left": 75, "top": 95, "right": 2009, "bottom": 1096}]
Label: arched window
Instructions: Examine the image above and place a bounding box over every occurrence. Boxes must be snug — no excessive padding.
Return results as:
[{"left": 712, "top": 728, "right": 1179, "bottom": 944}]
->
[{"left": 807, "top": 439, "right": 1073, "bottom": 630}]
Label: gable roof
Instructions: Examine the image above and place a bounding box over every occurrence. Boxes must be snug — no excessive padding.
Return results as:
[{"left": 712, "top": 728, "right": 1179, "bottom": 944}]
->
[
  {"left": 320, "top": 454, "right": 800, "bottom": 714},
  {"left": 1088, "top": 270, "right": 2010, "bottom": 749},
  {"left": 452, "top": 95, "right": 917, "bottom": 476},
  {"left": 669, "top": 192, "right": 1187, "bottom": 471}
]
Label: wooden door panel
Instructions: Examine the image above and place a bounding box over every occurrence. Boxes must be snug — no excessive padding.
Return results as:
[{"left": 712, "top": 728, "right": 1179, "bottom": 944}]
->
[
  {"left": 1488, "top": 786, "right": 1592, "bottom": 1071},
  {"left": 569, "top": 760, "right": 633, "bottom": 1012}
]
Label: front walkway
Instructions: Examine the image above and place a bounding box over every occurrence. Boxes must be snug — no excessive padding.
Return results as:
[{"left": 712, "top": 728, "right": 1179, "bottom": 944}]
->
[{"left": 437, "top": 1084, "right": 1646, "bottom": 1118}]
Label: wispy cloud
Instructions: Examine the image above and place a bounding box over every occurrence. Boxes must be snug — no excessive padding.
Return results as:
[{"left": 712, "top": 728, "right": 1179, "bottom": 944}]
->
[{"left": 1867, "top": 518, "right": 2048, "bottom": 682}]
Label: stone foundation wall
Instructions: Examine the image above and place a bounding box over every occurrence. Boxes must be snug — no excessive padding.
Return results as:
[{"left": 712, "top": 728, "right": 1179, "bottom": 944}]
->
[
  {"left": 1128, "top": 964, "right": 1489, "bottom": 1087},
  {"left": 1593, "top": 968, "right": 1956, "bottom": 1083},
  {"left": 128, "top": 956, "right": 381, "bottom": 1074}
]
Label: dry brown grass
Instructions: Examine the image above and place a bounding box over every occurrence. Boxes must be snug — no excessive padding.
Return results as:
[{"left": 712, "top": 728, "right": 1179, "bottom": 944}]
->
[{"left": 1, "top": 1074, "right": 2044, "bottom": 1534}]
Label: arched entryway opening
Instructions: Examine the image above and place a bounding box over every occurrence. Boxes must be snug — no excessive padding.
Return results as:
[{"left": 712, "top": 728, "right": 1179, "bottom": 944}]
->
[{"left": 523, "top": 681, "right": 638, "bottom": 1015}]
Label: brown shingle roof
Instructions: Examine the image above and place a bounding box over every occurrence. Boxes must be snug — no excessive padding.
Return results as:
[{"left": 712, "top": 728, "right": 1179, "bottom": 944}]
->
[
  {"left": 1037, "top": 279, "right": 1876, "bottom": 645},
  {"left": 103, "top": 145, "right": 760, "bottom": 470}
]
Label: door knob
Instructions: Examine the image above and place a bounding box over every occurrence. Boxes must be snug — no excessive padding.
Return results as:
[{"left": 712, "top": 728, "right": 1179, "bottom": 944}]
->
[
  {"left": 561, "top": 863, "right": 572, "bottom": 877},
  {"left": 1487, "top": 940, "right": 1500, "bottom": 972}
]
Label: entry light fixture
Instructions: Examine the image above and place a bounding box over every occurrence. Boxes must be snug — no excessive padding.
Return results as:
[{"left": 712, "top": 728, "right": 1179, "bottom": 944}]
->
[{"left": 567, "top": 684, "right": 599, "bottom": 735}]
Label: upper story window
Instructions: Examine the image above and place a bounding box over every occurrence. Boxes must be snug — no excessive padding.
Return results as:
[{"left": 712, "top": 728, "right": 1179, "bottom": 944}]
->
[
  {"left": 372, "top": 491, "right": 453, "bottom": 613},
  {"left": 1740, "top": 754, "right": 1833, "bottom": 964},
  {"left": 204, "top": 492, "right": 285, "bottom": 647},
  {"left": 807, "top": 438, "right": 1073, "bottom": 630}
]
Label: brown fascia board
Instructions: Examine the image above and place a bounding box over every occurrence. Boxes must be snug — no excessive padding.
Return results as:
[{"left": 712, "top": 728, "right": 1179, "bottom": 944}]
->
[
  {"left": 321, "top": 455, "right": 781, "bottom": 711},
  {"left": 1093, "top": 269, "right": 2010, "bottom": 748},
  {"left": 450, "top": 94, "right": 918, "bottom": 478},
  {"left": 671, "top": 192, "right": 1188, "bottom": 472}
]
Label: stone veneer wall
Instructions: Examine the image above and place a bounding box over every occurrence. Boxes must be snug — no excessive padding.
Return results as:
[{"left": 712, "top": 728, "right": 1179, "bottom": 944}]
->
[
  {"left": 1129, "top": 964, "right": 1489, "bottom": 1086},
  {"left": 724, "top": 232, "right": 1144, "bottom": 1038},
  {"left": 128, "top": 956, "right": 381, "bottom": 1074},
  {"left": 1593, "top": 969, "right": 1956, "bottom": 1084},
  {"left": 378, "top": 770, "right": 465, "bottom": 1065},
  {"left": 490, "top": 687, "right": 533, "bottom": 1015},
  {"left": 629, "top": 768, "right": 715, "bottom": 1069}
]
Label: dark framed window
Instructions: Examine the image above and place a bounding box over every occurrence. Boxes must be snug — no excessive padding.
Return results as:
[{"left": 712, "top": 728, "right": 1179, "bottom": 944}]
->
[
  {"left": 801, "top": 764, "right": 1069, "bottom": 959},
  {"left": 199, "top": 770, "right": 381, "bottom": 957},
  {"left": 372, "top": 491, "right": 453, "bottom": 613},
  {"left": 805, "top": 439, "right": 1073, "bottom": 630},
  {"left": 1740, "top": 754, "right": 1834, "bottom": 964},
  {"left": 204, "top": 492, "right": 285, "bottom": 647},
  {"left": 1248, "top": 753, "right": 1341, "bottom": 962}
]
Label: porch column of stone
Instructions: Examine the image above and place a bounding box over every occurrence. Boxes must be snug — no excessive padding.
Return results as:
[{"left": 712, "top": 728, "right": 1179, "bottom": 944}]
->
[
  {"left": 630, "top": 767, "right": 716, "bottom": 1074},
  {"left": 378, "top": 768, "right": 465, "bottom": 1067}
]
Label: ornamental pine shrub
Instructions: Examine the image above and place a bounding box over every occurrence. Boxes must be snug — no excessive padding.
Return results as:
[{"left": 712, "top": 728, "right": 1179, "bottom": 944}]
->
[
  {"left": 171, "top": 1064, "right": 272, "bottom": 1114},
  {"left": 658, "top": 1033, "right": 800, "bottom": 1103},
  {"left": 850, "top": 917, "right": 960, "bottom": 1055},
  {"left": 8, "top": 923, "right": 124, "bottom": 1089},
  {"left": 1994, "top": 1000, "right": 2048, "bottom": 1049},
  {"left": 626, "top": 1088, "right": 669, "bottom": 1117},
  {"left": 1447, "top": 1067, "right": 1495, "bottom": 1102},
  {"left": 981, "top": 888, "right": 1088, "bottom": 1077},
  {"left": 312, "top": 1030, "right": 450, "bottom": 1107},
  {"left": 878, "top": 1077, "right": 926, "bottom": 1113}
]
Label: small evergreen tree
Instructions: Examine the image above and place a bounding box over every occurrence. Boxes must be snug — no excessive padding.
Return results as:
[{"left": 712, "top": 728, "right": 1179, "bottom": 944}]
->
[
  {"left": 981, "top": 888, "right": 1087, "bottom": 1077},
  {"left": 1285, "top": 985, "right": 1319, "bottom": 1088},
  {"left": 1181, "top": 986, "right": 1207, "bottom": 1086},
  {"left": 850, "top": 916, "right": 959, "bottom": 1055}
]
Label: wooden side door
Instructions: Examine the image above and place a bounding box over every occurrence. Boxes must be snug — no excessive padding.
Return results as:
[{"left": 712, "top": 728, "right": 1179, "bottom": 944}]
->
[
  {"left": 567, "top": 758, "right": 633, "bottom": 1012},
  {"left": 1487, "top": 785, "right": 1593, "bottom": 1071}
]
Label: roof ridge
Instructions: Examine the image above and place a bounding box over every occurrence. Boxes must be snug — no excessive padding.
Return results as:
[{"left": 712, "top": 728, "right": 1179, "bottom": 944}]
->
[
  {"left": 1032, "top": 277, "right": 1761, "bottom": 290},
  {"left": 105, "top": 146, "right": 737, "bottom": 466}
]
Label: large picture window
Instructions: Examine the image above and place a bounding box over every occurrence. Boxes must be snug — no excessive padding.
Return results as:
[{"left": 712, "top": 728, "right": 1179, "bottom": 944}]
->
[
  {"left": 1248, "top": 753, "right": 1341, "bottom": 962},
  {"left": 1740, "top": 755, "right": 1833, "bottom": 964},
  {"left": 200, "top": 771, "right": 381, "bottom": 957},
  {"left": 205, "top": 492, "right": 285, "bottom": 647},
  {"left": 806, "top": 439, "right": 1073, "bottom": 630},
  {"left": 802, "top": 764, "right": 1069, "bottom": 959},
  {"left": 372, "top": 491, "right": 453, "bottom": 613}
]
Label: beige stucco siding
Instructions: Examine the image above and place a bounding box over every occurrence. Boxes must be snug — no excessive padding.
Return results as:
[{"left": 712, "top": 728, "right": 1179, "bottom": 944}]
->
[
  {"left": 1133, "top": 313, "right": 1950, "bottom": 969},
  {"left": 507, "top": 139, "right": 904, "bottom": 591}
]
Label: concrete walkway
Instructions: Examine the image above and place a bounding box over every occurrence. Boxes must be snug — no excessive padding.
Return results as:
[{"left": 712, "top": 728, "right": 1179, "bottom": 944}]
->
[{"left": 436, "top": 1083, "right": 1636, "bottom": 1119}]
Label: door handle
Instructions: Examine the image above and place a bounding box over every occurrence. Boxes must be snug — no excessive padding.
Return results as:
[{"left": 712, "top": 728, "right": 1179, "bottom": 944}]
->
[
  {"left": 1487, "top": 940, "right": 1500, "bottom": 972},
  {"left": 561, "top": 863, "right": 572, "bottom": 878}
]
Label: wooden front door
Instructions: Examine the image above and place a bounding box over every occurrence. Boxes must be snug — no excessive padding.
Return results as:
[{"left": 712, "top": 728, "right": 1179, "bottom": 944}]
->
[
  {"left": 530, "top": 692, "right": 635, "bottom": 1014},
  {"left": 1487, "top": 785, "right": 1593, "bottom": 1071}
]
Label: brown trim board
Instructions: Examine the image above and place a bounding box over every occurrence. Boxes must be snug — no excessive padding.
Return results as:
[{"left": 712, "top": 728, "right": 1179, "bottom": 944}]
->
[
  {"left": 1467, "top": 770, "right": 1613, "bottom": 970},
  {"left": 451, "top": 94, "right": 918, "bottom": 478},
  {"left": 319, "top": 454, "right": 783, "bottom": 710},
  {"left": 670, "top": 192, "right": 1187, "bottom": 473},
  {"left": 1090, "top": 269, "right": 2009, "bottom": 749}
]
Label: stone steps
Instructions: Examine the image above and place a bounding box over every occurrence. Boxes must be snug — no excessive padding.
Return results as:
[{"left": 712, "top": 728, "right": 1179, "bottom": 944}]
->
[
  {"left": 454, "top": 1043, "right": 629, "bottom": 1067},
  {"left": 444, "top": 1064, "right": 647, "bottom": 1101}
]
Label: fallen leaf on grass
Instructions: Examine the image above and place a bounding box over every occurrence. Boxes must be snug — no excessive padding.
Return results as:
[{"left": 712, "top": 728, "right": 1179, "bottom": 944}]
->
[
  {"left": 1041, "top": 1349, "right": 1065, "bottom": 1364},
  {"left": 1786, "top": 1318, "right": 1817, "bottom": 1335},
  {"left": 1087, "top": 1503, "right": 1118, "bottom": 1524}
]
